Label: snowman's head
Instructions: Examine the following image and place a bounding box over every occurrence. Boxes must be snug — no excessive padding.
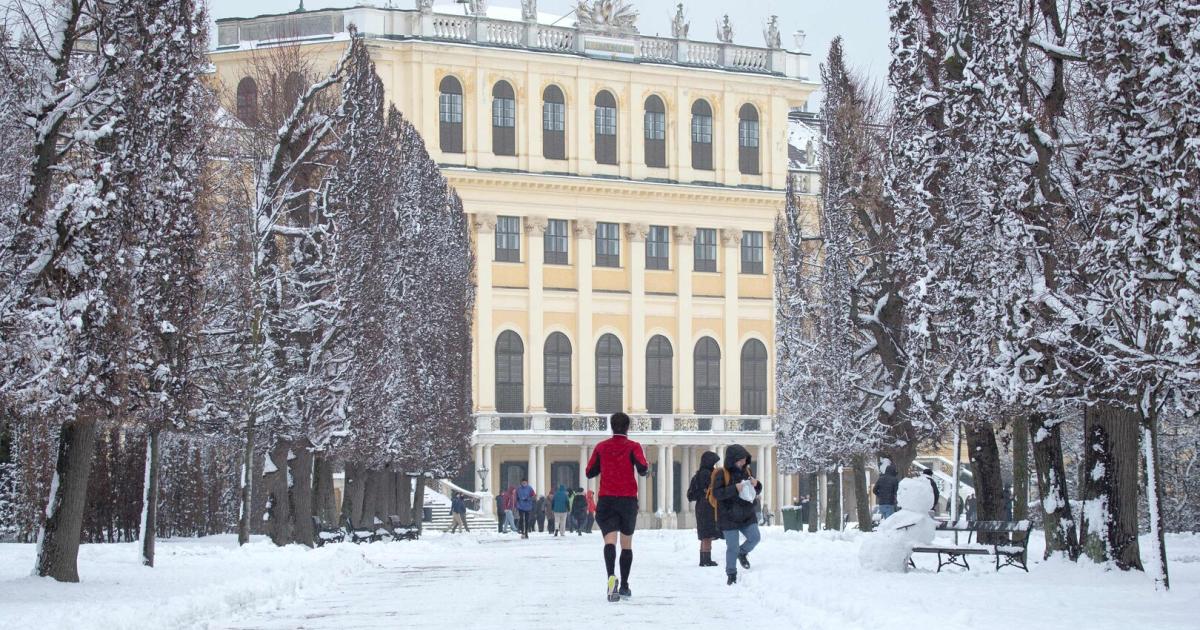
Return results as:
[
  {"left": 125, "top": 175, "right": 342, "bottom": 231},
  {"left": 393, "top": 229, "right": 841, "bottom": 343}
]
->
[{"left": 897, "top": 477, "right": 935, "bottom": 512}]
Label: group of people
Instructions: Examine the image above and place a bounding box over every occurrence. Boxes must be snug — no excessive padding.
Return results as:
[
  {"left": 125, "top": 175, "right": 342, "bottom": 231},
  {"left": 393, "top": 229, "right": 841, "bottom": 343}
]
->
[
  {"left": 872, "top": 464, "right": 941, "bottom": 518},
  {"left": 493, "top": 480, "right": 597, "bottom": 538}
]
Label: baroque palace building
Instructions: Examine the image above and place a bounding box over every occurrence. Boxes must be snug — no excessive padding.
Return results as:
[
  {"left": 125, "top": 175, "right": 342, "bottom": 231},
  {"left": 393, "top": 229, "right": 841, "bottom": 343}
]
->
[{"left": 211, "top": 1, "right": 818, "bottom": 528}]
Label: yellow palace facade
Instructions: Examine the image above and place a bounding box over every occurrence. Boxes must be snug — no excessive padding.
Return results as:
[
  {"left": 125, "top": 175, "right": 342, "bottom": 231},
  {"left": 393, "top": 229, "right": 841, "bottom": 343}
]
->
[{"left": 211, "top": 1, "right": 818, "bottom": 528}]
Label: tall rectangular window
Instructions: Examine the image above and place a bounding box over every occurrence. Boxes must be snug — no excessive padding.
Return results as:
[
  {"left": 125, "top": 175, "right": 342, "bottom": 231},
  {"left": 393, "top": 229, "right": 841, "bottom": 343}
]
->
[
  {"left": 596, "top": 222, "right": 620, "bottom": 268},
  {"left": 595, "top": 102, "right": 618, "bottom": 165},
  {"left": 439, "top": 93, "right": 463, "bottom": 124},
  {"left": 496, "top": 215, "right": 521, "bottom": 262},
  {"left": 741, "top": 230, "right": 764, "bottom": 274},
  {"left": 644, "top": 109, "right": 666, "bottom": 168},
  {"left": 694, "top": 228, "right": 717, "bottom": 272},
  {"left": 545, "top": 219, "right": 569, "bottom": 265},
  {"left": 492, "top": 93, "right": 516, "bottom": 156},
  {"left": 646, "top": 225, "right": 670, "bottom": 270}
]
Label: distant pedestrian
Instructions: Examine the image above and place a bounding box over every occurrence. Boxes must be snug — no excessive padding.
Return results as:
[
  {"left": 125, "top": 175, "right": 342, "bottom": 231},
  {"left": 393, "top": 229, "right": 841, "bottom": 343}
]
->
[
  {"left": 516, "top": 479, "right": 536, "bottom": 539},
  {"left": 449, "top": 493, "right": 470, "bottom": 533},
  {"left": 552, "top": 484, "right": 570, "bottom": 536},
  {"left": 495, "top": 493, "right": 505, "bottom": 533},
  {"left": 585, "top": 489, "right": 597, "bottom": 533},
  {"left": 571, "top": 487, "right": 588, "bottom": 536},
  {"left": 922, "top": 469, "right": 940, "bottom": 514},
  {"left": 503, "top": 486, "right": 517, "bottom": 533},
  {"left": 873, "top": 465, "right": 899, "bottom": 520},
  {"left": 686, "top": 451, "right": 721, "bottom": 567},
  {"left": 709, "top": 444, "right": 762, "bottom": 585},
  {"left": 535, "top": 494, "right": 547, "bottom": 533}
]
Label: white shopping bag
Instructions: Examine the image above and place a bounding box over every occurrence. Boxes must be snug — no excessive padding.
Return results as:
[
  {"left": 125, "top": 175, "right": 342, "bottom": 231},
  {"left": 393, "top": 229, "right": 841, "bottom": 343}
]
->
[{"left": 738, "top": 479, "right": 758, "bottom": 502}]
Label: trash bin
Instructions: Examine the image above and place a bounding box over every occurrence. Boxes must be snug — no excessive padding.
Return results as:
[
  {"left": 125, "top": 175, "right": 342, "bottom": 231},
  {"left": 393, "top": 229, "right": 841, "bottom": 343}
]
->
[
  {"left": 422, "top": 507, "right": 433, "bottom": 522},
  {"left": 782, "top": 506, "right": 802, "bottom": 532}
]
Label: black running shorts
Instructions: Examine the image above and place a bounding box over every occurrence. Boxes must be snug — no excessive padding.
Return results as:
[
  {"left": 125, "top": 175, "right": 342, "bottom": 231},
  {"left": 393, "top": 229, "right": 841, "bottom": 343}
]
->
[{"left": 595, "top": 496, "right": 639, "bottom": 536}]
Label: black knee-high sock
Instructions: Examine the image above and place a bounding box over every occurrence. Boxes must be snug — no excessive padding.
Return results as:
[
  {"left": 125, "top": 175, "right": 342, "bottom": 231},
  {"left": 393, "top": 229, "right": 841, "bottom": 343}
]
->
[
  {"left": 619, "top": 549, "right": 633, "bottom": 585},
  {"left": 604, "top": 543, "right": 616, "bottom": 577}
]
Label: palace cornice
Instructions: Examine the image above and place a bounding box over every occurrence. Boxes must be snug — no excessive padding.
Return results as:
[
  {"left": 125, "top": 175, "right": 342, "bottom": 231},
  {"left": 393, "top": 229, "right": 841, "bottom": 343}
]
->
[{"left": 442, "top": 168, "right": 786, "bottom": 207}]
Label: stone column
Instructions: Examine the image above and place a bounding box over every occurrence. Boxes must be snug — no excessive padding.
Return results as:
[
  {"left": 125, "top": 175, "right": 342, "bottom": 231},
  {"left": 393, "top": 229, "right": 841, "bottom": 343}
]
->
[
  {"left": 575, "top": 219, "right": 596, "bottom": 412},
  {"left": 628, "top": 222, "right": 649, "bottom": 413},
  {"left": 720, "top": 228, "right": 742, "bottom": 414},
  {"left": 537, "top": 445, "right": 547, "bottom": 495},
  {"left": 528, "top": 445, "right": 538, "bottom": 496},
  {"left": 527, "top": 216, "right": 548, "bottom": 413},
  {"left": 578, "top": 444, "right": 588, "bottom": 489},
  {"left": 664, "top": 445, "right": 675, "bottom": 527},
  {"left": 674, "top": 226, "right": 696, "bottom": 414},
  {"left": 475, "top": 213, "right": 498, "bottom": 410}
]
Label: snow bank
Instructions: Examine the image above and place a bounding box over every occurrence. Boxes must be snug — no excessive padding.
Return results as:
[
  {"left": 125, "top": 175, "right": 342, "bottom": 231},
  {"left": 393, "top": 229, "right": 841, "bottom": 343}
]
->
[{"left": 0, "top": 536, "right": 373, "bottom": 629}]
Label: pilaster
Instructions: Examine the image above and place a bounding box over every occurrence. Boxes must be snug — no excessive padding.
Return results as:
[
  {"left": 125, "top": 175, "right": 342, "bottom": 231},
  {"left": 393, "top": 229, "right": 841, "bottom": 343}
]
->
[
  {"left": 627, "top": 222, "right": 649, "bottom": 413},
  {"left": 475, "top": 213, "right": 497, "bottom": 411},
  {"left": 575, "top": 219, "right": 597, "bottom": 412},
  {"left": 674, "top": 225, "right": 696, "bottom": 414},
  {"left": 721, "top": 227, "right": 742, "bottom": 414},
  {"left": 527, "top": 216, "right": 548, "bottom": 411}
]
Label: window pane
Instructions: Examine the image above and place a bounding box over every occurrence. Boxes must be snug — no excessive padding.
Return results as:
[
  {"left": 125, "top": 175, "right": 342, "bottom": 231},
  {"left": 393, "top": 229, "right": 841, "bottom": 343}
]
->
[
  {"left": 596, "top": 222, "right": 620, "bottom": 267},
  {"left": 545, "top": 219, "right": 568, "bottom": 264},
  {"left": 741, "top": 230, "right": 763, "bottom": 274},
  {"left": 646, "top": 225, "right": 669, "bottom": 270},
  {"left": 691, "top": 115, "right": 712, "bottom": 143},
  {"left": 440, "top": 93, "right": 463, "bottom": 123},
  {"left": 739, "top": 119, "right": 759, "bottom": 147},
  {"left": 493, "top": 97, "right": 515, "bottom": 128},
  {"left": 595, "top": 106, "right": 616, "bottom": 135},
  {"left": 644, "top": 111, "right": 665, "bottom": 140},
  {"left": 543, "top": 102, "right": 565, "bottom": 131},
  {"left": 496, "top": 215, "right": 521, "bottom": 262},
  {"left": 694, "top": 228, "right": 717, "bottom": 272}
]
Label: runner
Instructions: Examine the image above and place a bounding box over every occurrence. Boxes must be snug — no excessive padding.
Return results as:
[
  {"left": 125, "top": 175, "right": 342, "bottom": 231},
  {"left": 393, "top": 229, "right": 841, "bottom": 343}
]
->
[{"left": 585, "top": 412, "right": 648, "bottom": 602}]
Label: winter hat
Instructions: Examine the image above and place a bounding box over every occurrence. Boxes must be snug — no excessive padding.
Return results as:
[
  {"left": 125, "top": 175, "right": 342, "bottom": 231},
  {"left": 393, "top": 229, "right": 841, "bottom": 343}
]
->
[{"left": 921, "top": 469, "right": 933, "bottom": 478}]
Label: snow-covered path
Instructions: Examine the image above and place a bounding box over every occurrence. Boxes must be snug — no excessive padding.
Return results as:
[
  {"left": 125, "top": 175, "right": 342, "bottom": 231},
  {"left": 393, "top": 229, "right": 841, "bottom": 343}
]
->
[{"left": 2, "top": 529, "right": 1198, "bottom": 630}]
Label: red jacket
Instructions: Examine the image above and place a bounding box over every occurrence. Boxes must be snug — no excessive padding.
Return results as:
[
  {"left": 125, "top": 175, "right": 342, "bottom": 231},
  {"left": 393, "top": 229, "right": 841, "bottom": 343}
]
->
[{"left": 586, "top": 435, "right": 649, "bottom": 498}]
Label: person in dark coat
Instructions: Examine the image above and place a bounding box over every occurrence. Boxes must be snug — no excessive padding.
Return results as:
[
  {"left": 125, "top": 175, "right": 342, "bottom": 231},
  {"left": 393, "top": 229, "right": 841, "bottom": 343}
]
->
[
  {"left": 495, "top": 493, "right": 505, "bottom": 533},
  {"left": 873, "top": 464, "right": 899, "bottom": 520},
  {"left": 922, "top": 469, "right": 940, "bottom": 514},
  {"left": 571, "top": 487, "right": 588, "bottom": 536},
  {"left": 685, "top": 451, "right": 722, "bottom": 567},
  {"left": 535, "top": 494, "right": 547, "bottom": 533},
  {"left": 516, "top": 480, "right": 536, "bottom": 539},
  {"left": 709, "top": 444, "right": 762, "bottom": 585}
]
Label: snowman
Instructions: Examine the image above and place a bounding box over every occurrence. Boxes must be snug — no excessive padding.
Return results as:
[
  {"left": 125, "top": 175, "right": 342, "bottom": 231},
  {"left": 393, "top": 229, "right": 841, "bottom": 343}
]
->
[{"left": 858, "top": 477, "right": 938, "bottom": 572}]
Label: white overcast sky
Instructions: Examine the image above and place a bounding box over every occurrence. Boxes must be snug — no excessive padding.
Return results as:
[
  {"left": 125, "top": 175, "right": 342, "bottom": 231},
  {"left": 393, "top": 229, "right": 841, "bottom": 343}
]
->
[{"left": 206, "top": 0, "right": 892, "bottom": 92}]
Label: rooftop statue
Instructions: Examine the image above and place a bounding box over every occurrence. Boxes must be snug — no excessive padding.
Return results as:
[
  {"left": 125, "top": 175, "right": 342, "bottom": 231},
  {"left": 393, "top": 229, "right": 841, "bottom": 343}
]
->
[
  {"left": 716, "top": 14, "right": 733, "bottom": 44},
  {"left": 468, "top": 0, "right": 487, "bottom": 16},
  {"left": 764, "top": 15, "right": 781, "bottom": 49},
  {"left": 670, "top": 3, "right": 689, "bottom": 39},
  {"left": 521, "top": 0, "right": 537, "bottom": 22},
  {"left": 416, "top": 0, "right": 433, "bottom": 13},
  {"left": 575, "top": 0, "right": 640, "bottom": 34}
]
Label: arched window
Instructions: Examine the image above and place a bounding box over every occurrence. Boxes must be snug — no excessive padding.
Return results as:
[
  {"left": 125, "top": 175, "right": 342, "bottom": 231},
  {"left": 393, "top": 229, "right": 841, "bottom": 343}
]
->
[
  {"left": 596, "top": 334, "right": 624, "bottom": 414},
  {"left": 542, "top": 85, "right": 566, "bottom": 160},
  {"left": 439, "top": 76, "right": 464, "bottom": 154},
  {"left": 495, "top": 331, "right": 524, "bottom": 413},
  {"left": 738, "top": 103, "right": 760, "bottom": 175},
  {"left": 544, "top": 332, "right": 572, "bottom": 414},
  {"left": 282, "top": 72, "right": 303, "bottom": 111},
  {"left": 594, "top": 90, "right": 618, "bottom": 166},
  {"left": 690, "top": 100, "right": 713, "bottom": 171},
  {"left": 694, "top": 337, "right": 721, "bottom": 415},
  {"left": 740, "top": 339, "right": 768, "bottom": 416},
  {"left": 643, "top": 95, "right": 666, "bottom": 168},
  {"left": 646, "top": 335, "right": 674, "bottom": 414},
  {"left": 492, "top": 81, "right": 516, "bottom": 156},
  {"left": 236, "top": 77, "right": 258, "bottom": 125}
]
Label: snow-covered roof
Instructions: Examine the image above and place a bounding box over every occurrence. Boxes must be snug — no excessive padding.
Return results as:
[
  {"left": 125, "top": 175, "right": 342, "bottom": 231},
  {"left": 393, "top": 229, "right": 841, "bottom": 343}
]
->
[
  {"left": 431, "top": 4, "right": 575, "bottom": 28},
  {"left": 788, "top": 112, "right": 820, "bottom": 171}
]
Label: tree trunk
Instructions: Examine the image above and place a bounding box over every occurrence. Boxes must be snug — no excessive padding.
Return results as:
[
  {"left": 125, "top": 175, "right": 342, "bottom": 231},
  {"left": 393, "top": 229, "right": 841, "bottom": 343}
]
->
[
  {"left": 312, "top": 453, "right": 336, "bottom": 526},
  {"left": 35, "top": 415, "right": 99, "bottom": 582},
  {"left": 237, "top": 415, "right": 255, "bottom": 546},
  {"left": 851, "top": 456, "right": 873, "bottom": 532},
  {"left": 1012, "top": 416, "right": 1030, "bottom": 524},
  {"left": 806, "top": 472, "right": 819, "bottom": 532},
  {"left": 1141, "top": 412, "right": 1170, "bottom": 590},
  {"left": 966, "top": 423, "right": 1005, "bottom": 544},
  {"left": 139, "top": 427, "right": 160, "bottom": 567},
  {"left": 824, "top": 469, "right": 840, "bottom": 531},
  {"left": 265, "top": 441, "right": 291, "bottom": 546},
  {"left": 397, "top": 469, "right": 412, "bottom": 526},
  {"left": 288, "top": 443, "right": 314, "bottom": 547},
  {"left": 1028, "top": 412, "right": 1079, "bottom": 560},
  {"left": 381, "top": 465, "right": 397, "bottom": 520},
  {"left": 412, "top": 474, "right": 427, "bottom": 532},
  {"left": 341, "top": 461, "right": 365, "bottom": 527},
  {"left": 359, "top": 468, "right": 380, "bottom": 527},
  {"left": 1080, "top": 403, "right": 1142, "bottom": 570}
]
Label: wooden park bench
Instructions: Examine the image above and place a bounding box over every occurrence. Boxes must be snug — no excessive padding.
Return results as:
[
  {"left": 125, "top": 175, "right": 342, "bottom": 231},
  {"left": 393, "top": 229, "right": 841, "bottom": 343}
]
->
[
  {"left": 386, "top": 515, "right": 421, "bottom": 541},
  {"left": 312, "top": 516, "right": 345, "bottom": 547},
  {"left": 343, "top": 516, "right": 382, "bottom": 544},
  {"left": 912, "top": 520, "right": 1032, "bottom": 573}
]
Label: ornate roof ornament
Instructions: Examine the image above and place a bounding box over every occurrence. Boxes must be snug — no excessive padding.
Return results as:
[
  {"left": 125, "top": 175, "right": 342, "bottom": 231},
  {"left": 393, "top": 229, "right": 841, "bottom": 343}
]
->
[
  {"left": 575, "top": 0, "right": 640, "bottom": 34},
  {"left": 521, "top": 0, "right": 537, "bottom": 22},
  {"left": 467, "top": 0, "right": 487, "bottom": 16},
  {"left": 416, "top": 0, "right": 433, "bottom": 14},
  {"left": 671, "top": 3, "right": 689, "bottom": 39},
  {"left": 716, "top": 14, "right": 733, "bottom": 44},
  {"left": 764, "top": 15, "right": 781, "bottom": 49}
]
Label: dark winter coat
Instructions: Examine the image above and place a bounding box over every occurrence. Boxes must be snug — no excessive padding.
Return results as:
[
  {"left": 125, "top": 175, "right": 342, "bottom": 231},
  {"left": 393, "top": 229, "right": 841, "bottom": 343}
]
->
[
  {"left": 709, "top": 444, "right": 762, "bottom": 531},
  {"left": 924, "top": 472, "right": 940, "bottom": 510},
  {"left": 535, "top": 496, "right": 547, "bottom": 517},
  {"left": 451, "top": 495, "right": 466, "bottom": 515},
  {"left": 686, "top": 451, "right": 722, "bottom": 540},
  {"left": 873, "top": 465, "right": 899, "bottom": 506},
  {"left": 571, "top": 493, "right": 587, "bottom": 518},
  {"left": 494, "top": 494, "right": 504, "bottom": 522}
]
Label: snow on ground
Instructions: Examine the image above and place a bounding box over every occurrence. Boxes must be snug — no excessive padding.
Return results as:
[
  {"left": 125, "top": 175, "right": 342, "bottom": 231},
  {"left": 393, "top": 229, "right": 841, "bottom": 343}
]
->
[{"left": 2, "top": 529, "right": 1198, "bottom": 630}]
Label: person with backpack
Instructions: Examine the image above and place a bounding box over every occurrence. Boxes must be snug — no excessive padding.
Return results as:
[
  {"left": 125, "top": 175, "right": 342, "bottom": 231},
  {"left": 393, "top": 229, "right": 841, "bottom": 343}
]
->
[
  {"left": 873, "top": 464, "right": 899, "bottom": 520},
  {"left": 551, "top": 484, "right": 570, "bottom": 536},
  {"left": 685, "top": 451, "right": 721, "bottom": 567},
  {"left": 535, "top": 493, "right": 547, "bottom": 533},
  {"left": 586, "top": 412, "right": 649, "bottom": 602},
  {"left": 571, "top": 487, "right": 588, "bottom": 536},
  {"left": 709, "top": 444, "right": 762, "bottom": 585}
]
